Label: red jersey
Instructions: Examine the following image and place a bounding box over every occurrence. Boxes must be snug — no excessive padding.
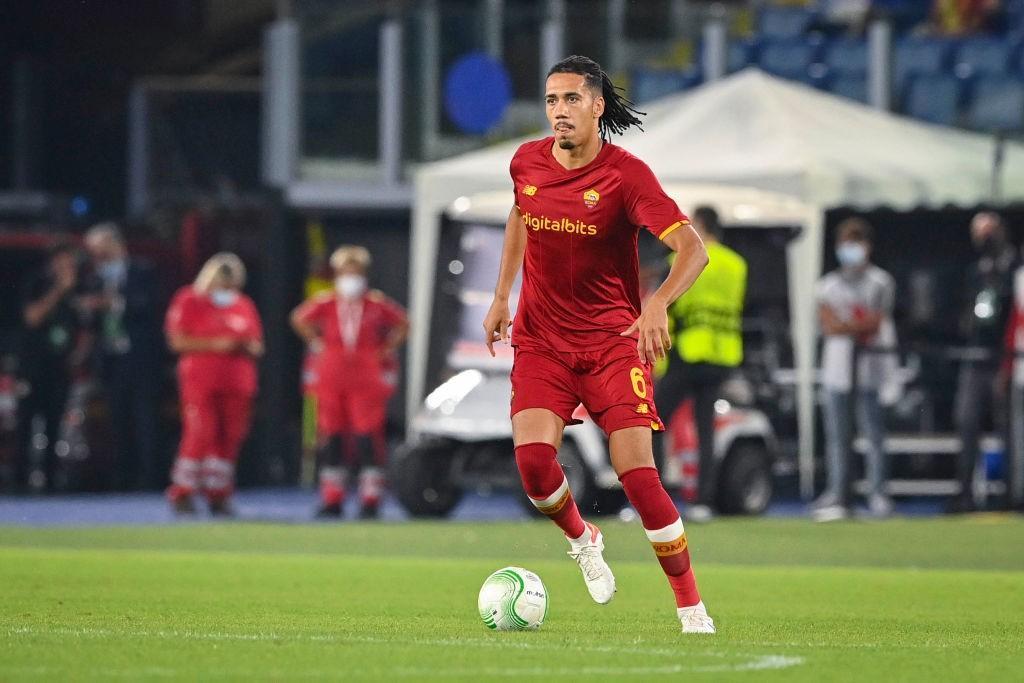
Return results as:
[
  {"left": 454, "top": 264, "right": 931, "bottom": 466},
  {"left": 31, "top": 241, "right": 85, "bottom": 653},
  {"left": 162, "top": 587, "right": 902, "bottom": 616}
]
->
[
  {"left": 293, "top": 290, "right": 407, "bottom": 386},
  {"left": 164, "top": 286, "right": 263, "bottom": 395},
  {"left": 510, "top": 137, "right": 688, "bottom": 351}
]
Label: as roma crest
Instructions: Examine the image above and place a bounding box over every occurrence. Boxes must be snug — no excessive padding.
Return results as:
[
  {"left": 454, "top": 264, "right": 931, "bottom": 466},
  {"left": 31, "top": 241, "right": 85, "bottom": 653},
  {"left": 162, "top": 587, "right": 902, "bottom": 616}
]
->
[{"left": 583, "top": 188, "right": 600, "bottom": 209}]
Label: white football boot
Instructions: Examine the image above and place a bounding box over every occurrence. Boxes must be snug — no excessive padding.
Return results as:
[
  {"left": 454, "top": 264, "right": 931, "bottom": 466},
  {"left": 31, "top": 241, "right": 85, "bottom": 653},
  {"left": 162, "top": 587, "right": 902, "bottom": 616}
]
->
[
  {"left": 567, "top": 521, "right": 616, "bottom": 604},
  {"left": 678, "top": 601, "right": 716, "bottom": 634}
]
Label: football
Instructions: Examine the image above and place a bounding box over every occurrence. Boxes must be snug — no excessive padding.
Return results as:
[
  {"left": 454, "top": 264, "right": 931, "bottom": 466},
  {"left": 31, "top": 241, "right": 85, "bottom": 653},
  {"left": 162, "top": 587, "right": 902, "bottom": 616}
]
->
[{"left": 477, "top": 566, "right": 548, "bottom": 631}]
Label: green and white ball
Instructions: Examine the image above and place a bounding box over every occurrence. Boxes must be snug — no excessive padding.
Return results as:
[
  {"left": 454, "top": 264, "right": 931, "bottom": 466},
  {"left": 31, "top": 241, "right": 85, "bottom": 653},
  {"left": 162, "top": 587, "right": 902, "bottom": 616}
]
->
[{"left": 478, "top": 567, "right": 548, "bottom": 631}]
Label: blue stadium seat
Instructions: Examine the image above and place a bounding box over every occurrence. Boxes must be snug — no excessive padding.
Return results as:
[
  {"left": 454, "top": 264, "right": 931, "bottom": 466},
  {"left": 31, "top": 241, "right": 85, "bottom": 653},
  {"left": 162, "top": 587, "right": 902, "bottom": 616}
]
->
[
  {"left": 954, "top": 38, "right": 1015, "bottom": 78},
  {"left": 828, "top": 75, "right": 868, "bottom": 103},
  {"left": 893, "top": 38, "right": 954, "bottom": 93},
  {"left": 903, "top": 75, "right": 962, "bottom": 126},
  {"left": 965, "top": 76, "right": 1024, "bottom": 131},
  {"left": 630, "top": 68, "right": 700, "bottom": 104},
  {"left": 823, "top": 39, "right": 868, "bottom": 77},
  {"left": 728, "top": 40, "right": 759, "bottom": 73},
  {"left": 758, "top": 39, "right": 821, "bottom": 80},
  {"left": 759, "top": 7, "right": 816, "bottom": 39}
]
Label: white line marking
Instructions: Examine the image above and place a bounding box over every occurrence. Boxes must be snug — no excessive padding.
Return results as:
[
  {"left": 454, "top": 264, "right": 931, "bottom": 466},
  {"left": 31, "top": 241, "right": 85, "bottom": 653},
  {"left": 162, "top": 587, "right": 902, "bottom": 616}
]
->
[{"left": 4, "top": 625, "right": 805, "bottom": 675}]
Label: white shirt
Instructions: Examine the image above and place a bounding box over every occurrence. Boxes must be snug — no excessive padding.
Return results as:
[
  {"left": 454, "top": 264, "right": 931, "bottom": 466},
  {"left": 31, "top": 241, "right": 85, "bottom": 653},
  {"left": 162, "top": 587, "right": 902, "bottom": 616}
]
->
[{"left": 816, "top": 264, "right": 897, "bottom": 392}]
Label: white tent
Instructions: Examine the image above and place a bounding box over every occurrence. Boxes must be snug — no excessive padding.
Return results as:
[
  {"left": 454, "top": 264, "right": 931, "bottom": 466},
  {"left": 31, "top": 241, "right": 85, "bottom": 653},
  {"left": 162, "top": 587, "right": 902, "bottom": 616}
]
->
[{"left": 408, "top": 67, "right": 1024, "bottom": 498}]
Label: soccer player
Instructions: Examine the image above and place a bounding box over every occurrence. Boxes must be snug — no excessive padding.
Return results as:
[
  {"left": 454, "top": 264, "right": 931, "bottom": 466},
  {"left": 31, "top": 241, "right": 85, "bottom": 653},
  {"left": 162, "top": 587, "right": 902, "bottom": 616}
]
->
[
  {"left": 482, "top": 56, "right": 715, "bottom": 633},
  {"left": 165, "top": 253, "right": 264, "bottom": 515}
]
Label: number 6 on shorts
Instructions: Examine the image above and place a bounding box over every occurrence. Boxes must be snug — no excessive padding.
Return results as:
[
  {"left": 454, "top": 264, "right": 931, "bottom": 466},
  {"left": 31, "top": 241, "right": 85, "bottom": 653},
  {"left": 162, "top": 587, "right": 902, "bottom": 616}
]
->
[{"left": 630, "top": 367, "right": 647, "bottom": 398}]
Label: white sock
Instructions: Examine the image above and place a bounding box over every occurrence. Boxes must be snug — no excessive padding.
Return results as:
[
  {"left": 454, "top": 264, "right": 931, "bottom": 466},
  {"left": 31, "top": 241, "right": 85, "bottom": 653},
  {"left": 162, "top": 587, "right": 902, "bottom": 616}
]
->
[
  {"left": 567, "top": 522, "right": 593, "bottom": 546},
  {"left": 678, "top": 600, "right": 706, "bottom": 615}
]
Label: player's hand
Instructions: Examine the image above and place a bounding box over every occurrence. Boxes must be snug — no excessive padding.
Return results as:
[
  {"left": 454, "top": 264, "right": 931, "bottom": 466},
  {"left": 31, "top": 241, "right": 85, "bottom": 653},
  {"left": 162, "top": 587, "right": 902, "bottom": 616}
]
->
[
  {"left": 482, "top": 298, "right": 512, "bottom": 357},
  {"left": 244, "top": 339, "right": 265, "bottom": 358},
  {"left": 621, "top": 302, "right": 672, "bottom": 364}
]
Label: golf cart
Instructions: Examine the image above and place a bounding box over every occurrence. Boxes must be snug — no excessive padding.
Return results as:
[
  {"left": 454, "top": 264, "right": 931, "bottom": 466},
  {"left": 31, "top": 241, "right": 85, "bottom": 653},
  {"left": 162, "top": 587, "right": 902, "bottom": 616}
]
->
[{"left": 393, "top": 185, "right": 806, "bottom": 517}]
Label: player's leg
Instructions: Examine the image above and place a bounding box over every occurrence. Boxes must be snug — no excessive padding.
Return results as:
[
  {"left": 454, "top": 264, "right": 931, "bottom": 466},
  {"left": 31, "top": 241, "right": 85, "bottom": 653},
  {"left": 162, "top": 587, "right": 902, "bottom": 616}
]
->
[
  {"left": 512, "top": 407, "right": 615, "bottom": 604},
  {"left": 315, "top": 388, "right": 348, "bottom": 517},
  {"left": 203, "top": 391, "right": 254, "bottom": 515},
  {"left": 584, "top": 338, "right": 713, "bottom": 632},
  {"left": 167, "top": 385, "right": 215, "bottom": 514},
  {"left": 510, "top": 347, "right": 615, "bottom": 603},
  {"left": 816, "top": 389, "right": 851, "bottom": 519},
  {"left": 349, "top": 390, "right": 390, "bottom": 519},
  {"left": 609, "top": 426, "right": 715, "bottom": 634},
  {"left": 512, "top": 408, "right": 580, "bottom": 535}
]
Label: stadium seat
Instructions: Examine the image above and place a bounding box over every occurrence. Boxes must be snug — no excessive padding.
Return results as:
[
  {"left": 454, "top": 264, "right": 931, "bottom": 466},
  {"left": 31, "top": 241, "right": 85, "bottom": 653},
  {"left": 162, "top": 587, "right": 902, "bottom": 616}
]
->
[
  {"left": 758, "top": 39, "right": 821, "bottom": 80},
  {"left": 893, "top": 38, "right": 954, "bottom": 94},
  {"left": 903, "top": 75, "right": 962, "bottom": 126},
  {"left": 828, "top": 75, "right": 868, "bottom": 104},
  {"left": 823, "top": 38, "right": 868, "bottom": 77},
  {"left": 728, "top": 40, "right": 759, "bottom": 73},
  {"left": 759, "top": 6, "right": 816, "bottom": 39},
  {"left": 953, "top": 38, "right": 1015, "bottom": 78},
  {"left": 964, "top": 76, "right": 1024, "bottom": 131},
  {"left": 630, "top": 68, "right": 700, "bottom": 104}
]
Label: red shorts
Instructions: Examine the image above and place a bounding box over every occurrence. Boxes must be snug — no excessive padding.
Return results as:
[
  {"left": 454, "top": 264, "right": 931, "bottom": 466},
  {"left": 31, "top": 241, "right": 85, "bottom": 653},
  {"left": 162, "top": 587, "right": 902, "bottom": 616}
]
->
[{"left": 510, "top": 337, "right": 664, "bottom": 435}]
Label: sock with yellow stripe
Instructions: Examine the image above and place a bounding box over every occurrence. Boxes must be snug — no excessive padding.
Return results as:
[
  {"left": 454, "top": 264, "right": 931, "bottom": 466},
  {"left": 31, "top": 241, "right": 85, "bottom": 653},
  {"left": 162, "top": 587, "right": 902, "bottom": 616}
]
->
[
  {"left": 515, "top": 442, "right": 587, "bottom": 539},
  {"left": 620, "top": 466, "right": 702, "bottom": 608}
]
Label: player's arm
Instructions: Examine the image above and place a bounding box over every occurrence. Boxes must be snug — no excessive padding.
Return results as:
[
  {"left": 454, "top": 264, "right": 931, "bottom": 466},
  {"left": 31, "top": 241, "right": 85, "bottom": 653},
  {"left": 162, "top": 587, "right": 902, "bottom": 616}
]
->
[
  {"left": 167, "top": 333, "right": 239, "bottom": 354},
  {"left": 622, "top": 224, "right": 708, "bottom": 364},
  {"left": 290, "top": 300, "right": 324, "bottom": 352},
  {"left": 482, "top": 207, "right": 527, "bottom": 356}
]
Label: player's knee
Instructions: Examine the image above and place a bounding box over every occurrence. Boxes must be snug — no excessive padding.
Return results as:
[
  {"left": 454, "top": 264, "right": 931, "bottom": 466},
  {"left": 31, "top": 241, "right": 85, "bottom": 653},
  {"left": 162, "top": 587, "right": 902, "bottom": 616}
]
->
[{"left": 514, "top": 442, "right": 559, "bottom": 496}]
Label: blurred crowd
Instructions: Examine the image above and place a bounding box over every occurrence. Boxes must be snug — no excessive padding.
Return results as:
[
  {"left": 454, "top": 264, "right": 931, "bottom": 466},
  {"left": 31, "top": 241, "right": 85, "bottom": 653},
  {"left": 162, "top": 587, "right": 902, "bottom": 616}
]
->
[
  {"left": 0, "top": 226, "right": 408, "bottom": 519},
  {"left": 5, "top": 223, "right": 163, "bottom": 494}
]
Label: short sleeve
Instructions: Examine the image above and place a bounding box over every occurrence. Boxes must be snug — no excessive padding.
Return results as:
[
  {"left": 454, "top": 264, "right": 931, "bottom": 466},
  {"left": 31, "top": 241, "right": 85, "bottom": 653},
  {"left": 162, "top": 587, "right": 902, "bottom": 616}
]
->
[
  {"left": 814, "top": 276, "right": 834, "bottom": 307},
  {"left": 509, "top": 147, "right": 523, "bottom": 208},
  {"left": 242, "top": 296, "right": 264, "bottom": 341},
  {"left": 164, "top": 288, "right": 194, "bottom": 337},
  {"left": 381, "top": 297, "right": 407, "bottom": 329},
  {"left": 621, "top": 157, "right": 689, "bottom": 240},
  {"left": 293, "top": 295, "right": 330, "bottom": 329}
]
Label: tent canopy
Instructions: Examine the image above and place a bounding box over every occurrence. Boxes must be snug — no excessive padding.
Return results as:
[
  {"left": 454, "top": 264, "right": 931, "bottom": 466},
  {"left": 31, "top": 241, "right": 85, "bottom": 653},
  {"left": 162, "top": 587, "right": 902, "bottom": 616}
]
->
[{"left": 408, "top": 68, "right": 1024, "bottom": 497}]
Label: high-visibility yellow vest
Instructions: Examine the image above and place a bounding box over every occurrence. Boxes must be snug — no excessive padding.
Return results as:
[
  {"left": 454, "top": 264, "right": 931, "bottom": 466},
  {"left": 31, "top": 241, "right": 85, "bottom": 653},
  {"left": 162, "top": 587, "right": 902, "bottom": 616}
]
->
[{"left": 667, "top": 241, "right": 747, "bottom": 367}]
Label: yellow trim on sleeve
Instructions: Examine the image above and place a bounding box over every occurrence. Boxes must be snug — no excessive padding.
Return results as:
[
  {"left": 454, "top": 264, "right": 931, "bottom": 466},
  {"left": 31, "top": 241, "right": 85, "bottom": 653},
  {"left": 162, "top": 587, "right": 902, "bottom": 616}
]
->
[{"left": 658, "top": 220, "right": 688, "bottom": 240}]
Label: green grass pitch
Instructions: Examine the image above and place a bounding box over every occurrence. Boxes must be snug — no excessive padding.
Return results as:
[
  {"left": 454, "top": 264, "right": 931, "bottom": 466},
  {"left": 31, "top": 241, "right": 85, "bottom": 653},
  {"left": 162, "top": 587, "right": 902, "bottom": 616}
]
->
[{"left": 2, "top": 516, "right": 1023, "bottom": 681}]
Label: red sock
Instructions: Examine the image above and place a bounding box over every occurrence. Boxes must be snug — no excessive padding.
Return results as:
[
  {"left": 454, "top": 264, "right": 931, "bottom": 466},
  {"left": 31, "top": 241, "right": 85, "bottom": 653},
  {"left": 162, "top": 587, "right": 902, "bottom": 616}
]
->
[
  {"left": 319, "top": 466, "right": 347, "bottom": 506},
  {"left": 620, "top": 466, "right": 702, "bottom": 607},
  {"left": 166, "top": 455, "right": 201, "bottom": 501},
  {"left": 515, "top": 442, "right": 586, "bottom": 539}
]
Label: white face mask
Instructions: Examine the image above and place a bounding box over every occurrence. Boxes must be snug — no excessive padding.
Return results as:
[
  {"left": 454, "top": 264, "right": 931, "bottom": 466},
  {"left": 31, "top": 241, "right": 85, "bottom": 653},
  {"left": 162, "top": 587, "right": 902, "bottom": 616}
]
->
[
  {"left": 836, "top": 242, "right": 867, "bottom": 268},
  {"left": 335, "top": 274, "right": 367, "bottom": 299},
  {"left": 210, "top": 289, "right": 238, "bottom": 308}
]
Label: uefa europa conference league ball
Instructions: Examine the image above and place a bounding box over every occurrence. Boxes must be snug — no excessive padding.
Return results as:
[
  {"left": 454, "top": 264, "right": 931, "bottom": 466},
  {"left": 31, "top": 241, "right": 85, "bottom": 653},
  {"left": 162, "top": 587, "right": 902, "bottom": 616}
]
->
[{"left": 478, "top": 567, "right": 548, "bottom": 631}]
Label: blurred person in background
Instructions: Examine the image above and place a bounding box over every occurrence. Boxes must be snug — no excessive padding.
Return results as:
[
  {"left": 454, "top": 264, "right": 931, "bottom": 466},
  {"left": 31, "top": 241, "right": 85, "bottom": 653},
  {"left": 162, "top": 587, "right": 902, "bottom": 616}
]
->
[
  {"left": 813, "top": 218, "right": 896, "bottom": 522},
  {"left": 951, "top": 211, "right": 1017, "bottom": 513},
  {"left": 654, "top": 206, "right": 747, "bottom": 523},
  {"left": 164, "top": 254, "right": 263, "bottom": 516},
  {"left": 81, "top": 222, "right": 163, "bottom": 491},
  {"left": 999, "top": 257, "right": 1024, "bottom": 512},
  {"left": 291, "top": 246, "right": 408, "bottom": 519},
  {"left": 15, "top": 240, "right": 88, "bottom": 492}
]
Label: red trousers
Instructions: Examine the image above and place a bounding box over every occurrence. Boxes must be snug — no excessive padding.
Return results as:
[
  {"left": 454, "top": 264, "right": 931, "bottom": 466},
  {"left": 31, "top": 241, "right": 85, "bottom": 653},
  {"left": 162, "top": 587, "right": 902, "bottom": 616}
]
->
[{"left": 168, "top": 385, "right": 253, "bottom": 501}]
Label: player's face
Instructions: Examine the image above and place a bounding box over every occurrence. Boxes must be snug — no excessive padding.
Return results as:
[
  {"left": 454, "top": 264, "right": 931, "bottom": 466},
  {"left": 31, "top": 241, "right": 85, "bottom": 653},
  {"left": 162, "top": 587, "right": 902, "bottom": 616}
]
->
[{"left": 544, "top": 73, "right": 604, "bottom": 150}]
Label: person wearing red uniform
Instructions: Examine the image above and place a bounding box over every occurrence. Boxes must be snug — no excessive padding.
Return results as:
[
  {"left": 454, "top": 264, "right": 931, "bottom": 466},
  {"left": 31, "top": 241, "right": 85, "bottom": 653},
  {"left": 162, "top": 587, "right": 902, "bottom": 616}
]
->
[
  {"left": 164, "top": 253, "right": 263, "bottom": 516},
  {"left": 482, "top": 56, "right": 715, "bottom": 634},
  {"left": 291, "top": 246, "right": 409, "bottom": 519}
]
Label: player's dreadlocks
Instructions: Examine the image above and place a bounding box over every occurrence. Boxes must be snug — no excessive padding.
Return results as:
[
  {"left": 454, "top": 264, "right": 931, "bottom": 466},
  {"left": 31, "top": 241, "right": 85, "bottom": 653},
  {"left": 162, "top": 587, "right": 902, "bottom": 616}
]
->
[{"left": 547, "top": 55, "right": 645, "bottom": 140}]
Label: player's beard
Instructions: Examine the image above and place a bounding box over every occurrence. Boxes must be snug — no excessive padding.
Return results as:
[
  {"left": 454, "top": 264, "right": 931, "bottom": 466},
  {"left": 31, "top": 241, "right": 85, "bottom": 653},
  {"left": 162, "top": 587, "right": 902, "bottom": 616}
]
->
[{"left": 556, "top": 137, "right": 576, "bottom": 150}]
